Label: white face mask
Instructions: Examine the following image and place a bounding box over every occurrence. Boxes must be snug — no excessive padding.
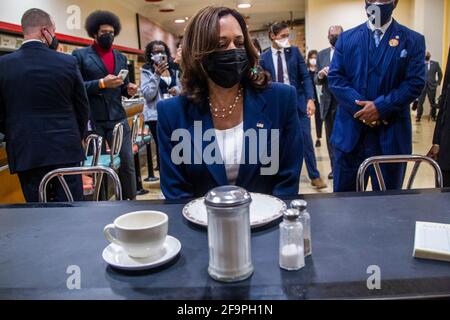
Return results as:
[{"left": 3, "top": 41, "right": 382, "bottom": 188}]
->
[
  {"left": 275, "top": 38, "right": 291, "bottom": 49},
  {"left": 309, "top": 58, "right": 317, "bottom": 66}
]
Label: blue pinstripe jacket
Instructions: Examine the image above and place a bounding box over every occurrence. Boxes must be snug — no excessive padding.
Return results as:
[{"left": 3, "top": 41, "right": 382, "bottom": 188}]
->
[{"left": 328, "top": 20, "right": 426, "bottom": 154}]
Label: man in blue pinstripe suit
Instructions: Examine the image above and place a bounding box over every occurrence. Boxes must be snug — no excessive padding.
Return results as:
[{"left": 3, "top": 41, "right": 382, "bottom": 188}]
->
[{"left": 328, "top": 0, "right": 426, "bottom": 192}]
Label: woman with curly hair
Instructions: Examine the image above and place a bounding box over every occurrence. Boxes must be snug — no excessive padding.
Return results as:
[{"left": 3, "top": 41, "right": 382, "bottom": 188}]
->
[
  {"left": 72, "top": 10, "right": 138, "bottom": 200},
  {"left": 141, "top": 40, "right": 182, "bottom": 171},
  {"left": 157, "top": 6, "right": 303, "bottom": 199}
]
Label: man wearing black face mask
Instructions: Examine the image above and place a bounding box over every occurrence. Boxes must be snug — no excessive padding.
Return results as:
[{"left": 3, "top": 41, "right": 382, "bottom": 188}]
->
[
  {"left": 0, "top": 8, "right": 90, "bottom": 202},
  {"left": 73, "top": 10, "right": 138, "bottom": 200},
  {"left": 315, "top": 25, "right": 344, "bottom": 180},
  {"left": 328, "top": 0, "right": 426, "bottom": 192},
  {"left": 416, "top": 52, "right": 443, "bottom": 122}
]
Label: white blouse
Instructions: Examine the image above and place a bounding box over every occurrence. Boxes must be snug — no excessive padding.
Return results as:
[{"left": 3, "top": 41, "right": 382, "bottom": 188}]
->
[{"left": 214, "top": 122, "right": 244, "bottom": 185}]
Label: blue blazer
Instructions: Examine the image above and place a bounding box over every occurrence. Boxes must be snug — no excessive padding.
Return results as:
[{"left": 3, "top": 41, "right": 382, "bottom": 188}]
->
[
  {"left": 0, "top": 41, "right": 89, "bottom": 173},
  {"left": 260, "top": 46, "right": 314, "bottom": 115},
  {"left": 157, "top": 83, "right": 303, "bottom": 200},
  {"left": 328, "top": 20, "right": 426, "bottom": 154}
]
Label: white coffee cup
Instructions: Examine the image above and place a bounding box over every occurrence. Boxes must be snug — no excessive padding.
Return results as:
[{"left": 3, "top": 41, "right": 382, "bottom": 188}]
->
[{"left": 104, "top": 211, "right": 168, "bottom": 258}]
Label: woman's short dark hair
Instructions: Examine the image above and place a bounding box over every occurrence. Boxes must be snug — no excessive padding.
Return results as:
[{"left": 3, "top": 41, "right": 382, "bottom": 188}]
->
[
  {"left": 252, "top": 38, "right": 262, "bottom": 54},
  {"left": 145, "top": 40, "right": 172, "bottom": 65},
  {"left": 306, "top": 50, "right": 318, "bottom": 69},
  {"left": 85, "top": 10, "right": 122, "bottom": 38},
  {"left": 269, "top": 22, "right": 289, "bottom": 37},
  {"left": 181, "top": 6, "right": 270, "bottom": 103}
]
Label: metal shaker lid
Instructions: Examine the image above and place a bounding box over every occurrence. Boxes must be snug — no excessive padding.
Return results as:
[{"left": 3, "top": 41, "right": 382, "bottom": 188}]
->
[
  {"left": 290, "top": 200, "right": 307, "bottom": 212},
  {"left": 204, "top": 186, "right": 252, "bottom": 208},
  {"left": 283, "top": 209, "right": 301, "bottom": 221}
]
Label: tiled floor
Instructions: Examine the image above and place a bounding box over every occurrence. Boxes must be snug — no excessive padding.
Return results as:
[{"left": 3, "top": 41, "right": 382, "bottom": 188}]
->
[{"left": 137, "top": 113, "right": 438, "bottom": 200}]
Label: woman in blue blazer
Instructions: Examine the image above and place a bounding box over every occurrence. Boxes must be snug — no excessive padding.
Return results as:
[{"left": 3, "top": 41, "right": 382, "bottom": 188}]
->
[{"left": 157, "top": 6, "right": 303, "bottom": 200}]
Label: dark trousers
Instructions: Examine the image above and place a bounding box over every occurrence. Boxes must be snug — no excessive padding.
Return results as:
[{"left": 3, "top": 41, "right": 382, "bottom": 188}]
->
[
  {"left": 146, "top": 120, "right": 160, "bottom": 169},
  {"left": 443, "top": 170, "right": 450, "bottom": 188},
  {"left": 17, "top": 163, "right": 82, "bottom": 203},
  {"left": 299, "top": 114, "right": 320, "bottom": 180},
  {"left": 314, "top": 101, "right": 323, "bottom": 139},
  {"left": 95, "top": 119, "right": 137, "bottom": 200},
  {"left": 324, "top": 104, "right": 337, "bottom": 172},
  {"left": 417, "top": 85, "right": 438, "bottom": 119},
  {"left": 333, "top": 128, "right": 406, "bottom": 192}
]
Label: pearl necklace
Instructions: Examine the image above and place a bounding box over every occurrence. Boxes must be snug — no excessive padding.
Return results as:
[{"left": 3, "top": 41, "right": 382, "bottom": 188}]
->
[{"left": 209, "top": 87, "right": 243, "bottom": 119}]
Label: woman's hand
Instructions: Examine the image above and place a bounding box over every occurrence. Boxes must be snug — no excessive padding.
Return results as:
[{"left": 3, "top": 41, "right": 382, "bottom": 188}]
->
[{"left": 155, "top": 62, "right": 169, "bottom": 76}]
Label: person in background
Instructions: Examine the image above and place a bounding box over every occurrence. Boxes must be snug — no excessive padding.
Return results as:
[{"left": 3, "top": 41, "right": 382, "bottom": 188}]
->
[
  {"left": 315, "top": 25, "right": 344, "bottom": 180},
  {"left": 428, "top": 48, "right": 450, "bottom": 186},
  {"left": 416, "top": 51, "right": 443, "bottom": 122},
  {"left": 72, "top": 10, "right": 138, "bottom": 200},
  {"left": 141, "top": 40, "right": 181, "bottom": 171},
  {"left": 252, "top": 38, "right": 262, "bottom": 55},
  {"left": 0, "top": 8, "right": 89, "bottom": 202},
  {"left": 306, "top": 50, "right": 323, "bottom": 149},
  {"left": 157, "top": 6, "right": 303, "bottom": 199},
  {"left": 328, "top": 0, "right": 426, "bottom": 192},
  {"left": 260, "top": 22, "right": 327, "bottom": 189}
]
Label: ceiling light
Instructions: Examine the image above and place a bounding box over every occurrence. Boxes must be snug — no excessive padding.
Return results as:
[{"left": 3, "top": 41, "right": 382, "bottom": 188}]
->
[
  {"left": 174, "top": 19, "right": 185, "bottom": 24},
  {"left": 237, "top": 0, "right": 252, "bottom": 9},
  {"left": 159, "top": 3, "right": 175, "bottom": 12}
]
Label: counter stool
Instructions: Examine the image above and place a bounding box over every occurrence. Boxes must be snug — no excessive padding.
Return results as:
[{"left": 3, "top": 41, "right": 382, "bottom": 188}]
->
[
  {"left": 131, "top": 114, "right": 149, "bottom": 196},
  {"left": 39, "top": 166, "right": 122, "bottom": 202},
  {"left": 356, "top": 155, "right": 444, "bottom": 192}
]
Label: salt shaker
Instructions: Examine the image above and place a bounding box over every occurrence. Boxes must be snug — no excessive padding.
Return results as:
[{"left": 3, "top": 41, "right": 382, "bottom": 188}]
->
[
  {"left": 279, "top": 209, "right": 305, "bottom": 271},
  {"left": 205, "top": 186, "right": 254, "bottom": 282},
  {"left": 291, "top": 200, "right": 312, "bottom": 257}
]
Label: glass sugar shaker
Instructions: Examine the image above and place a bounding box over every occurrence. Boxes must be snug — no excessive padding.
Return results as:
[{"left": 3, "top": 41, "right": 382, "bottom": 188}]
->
[
  {"left": 205, "top": 186, "right": 254, "bottom": 282},
  {"left": 279, "top": 209, "right": 305, "bottom": 271},
  {"left": 291, "top": 200, "right": 312, "bottom": 257}
]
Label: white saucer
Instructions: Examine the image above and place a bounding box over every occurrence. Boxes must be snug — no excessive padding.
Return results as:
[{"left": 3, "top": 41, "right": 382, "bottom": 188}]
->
[{"left": 102, "top": 235, "right": 181, "bottom": 271}]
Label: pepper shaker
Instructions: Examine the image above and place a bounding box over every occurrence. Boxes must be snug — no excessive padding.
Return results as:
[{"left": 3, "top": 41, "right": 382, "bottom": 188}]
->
[
  {"left": 291, "top": 200, "right": 312, "bottom": 257},
  {"left": 205, "top": 186, "right": 254, "bottom": 282}
]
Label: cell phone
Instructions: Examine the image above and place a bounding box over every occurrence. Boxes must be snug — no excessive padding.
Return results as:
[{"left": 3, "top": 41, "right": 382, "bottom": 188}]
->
[
  {"left": 152, "top": 53, "right": 168, "bottom": 66},
  {"left": 118, "top": 69, "right": 129, "bottom": 80}
]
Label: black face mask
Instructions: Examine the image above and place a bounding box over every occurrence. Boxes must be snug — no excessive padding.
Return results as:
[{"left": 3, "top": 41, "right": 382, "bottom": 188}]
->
[
  {"left": 329, "top": 35, "right": 339, "bottom": 47},
  {"left": 425, "top": 56, "right": 431, "bottom": 61},
  {"left": 97, "top": 33, "right": 114, "bottom": 50},
  {"left": 203, "top": 48, "right": 249, "bottom": 88},
  {"left": 47, "top": 35, "right": 59, "bottom": 51},
  {"left": 366, "top": 0, "right": 395, "bottom": 28}
]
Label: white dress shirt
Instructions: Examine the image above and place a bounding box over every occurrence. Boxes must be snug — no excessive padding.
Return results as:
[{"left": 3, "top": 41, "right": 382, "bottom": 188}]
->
[
  {"left": 271, "top": 46, "right": 290, "bottom": 85},
  {"left": 215, "top": 122, "right": 244, "bottom": 185},
  {"left": 22, "top": 39, "right": 44, "bottom": 45},
  {"left": 367, "top": 18, "right": 393, "bottom": 40}
]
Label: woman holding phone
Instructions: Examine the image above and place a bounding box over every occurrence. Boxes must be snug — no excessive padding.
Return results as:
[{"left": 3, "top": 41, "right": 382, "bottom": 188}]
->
[{"left": 141, "top": 40, "right": 181, "bottom": 171}]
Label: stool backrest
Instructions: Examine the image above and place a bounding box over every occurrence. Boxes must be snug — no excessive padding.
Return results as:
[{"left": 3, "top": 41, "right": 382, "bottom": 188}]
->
[
  {"left": 38, "top": 166, "right": 122, "bottom": 202},
  {"left": 356, "top": 155, "right": 443, "bottom": 192},
  {"left": 83, "top": 134, "right": 103, "bottom": 166},
  {"left": 131, "top": 114, "right": 141, "bottom": 145},
  {"left": 110, "top": 122, "right": 124, "bottom": 165}
]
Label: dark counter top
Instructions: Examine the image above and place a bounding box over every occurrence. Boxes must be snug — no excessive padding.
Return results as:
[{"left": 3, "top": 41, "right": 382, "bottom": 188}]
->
[{"left": 0, "top": 190, "right": 450, "bottom": 300}]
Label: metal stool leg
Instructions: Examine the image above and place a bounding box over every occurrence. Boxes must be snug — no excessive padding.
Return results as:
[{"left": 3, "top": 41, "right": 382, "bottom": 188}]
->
[{"left": 144, "top": 141, "right": 159, "bottom": 182}]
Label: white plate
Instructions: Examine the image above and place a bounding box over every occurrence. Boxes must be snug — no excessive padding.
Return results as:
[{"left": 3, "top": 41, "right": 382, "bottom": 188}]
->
[
  {"left": 102, "top": 235, "right": 181, "bottom": 271},
  {"left": 182, "top": 193, "right": 286, "bottom": 228}
]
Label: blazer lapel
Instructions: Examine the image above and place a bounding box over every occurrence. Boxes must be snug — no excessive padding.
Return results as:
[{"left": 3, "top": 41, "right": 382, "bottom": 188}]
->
[
  {"left": 236, "top": 88, "right": 272, "bottom": 187},
  {"left": 284, "top": 47, "right": 294, "bottom": 84},
  {"left": 359, "top": 24, "right": 370, "bottom": 97},
  {"left": 88, "top": 46, "right": 108, "bottom": 75},
  {"left": 371, "top": 20, "right": 399, "bottom": 72},
  {"left": 113, "top": 50, "right": 122, "bottom": 76},
  {"left": 187, "top": 102, "right": 228, "bottom": 186},
  {"left": 265, "top": 51, "right": 276, "bottom": 80}
]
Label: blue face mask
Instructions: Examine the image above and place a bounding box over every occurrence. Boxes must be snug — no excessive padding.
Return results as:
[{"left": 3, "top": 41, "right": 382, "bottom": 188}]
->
[{"left": 366, "top": 1, "right": 395, "bottom": 28}]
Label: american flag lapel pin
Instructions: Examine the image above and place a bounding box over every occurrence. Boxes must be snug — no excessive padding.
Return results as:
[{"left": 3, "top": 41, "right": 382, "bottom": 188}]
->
[{"left": 257, "top": 123, "right": 264, "bottom": 128}]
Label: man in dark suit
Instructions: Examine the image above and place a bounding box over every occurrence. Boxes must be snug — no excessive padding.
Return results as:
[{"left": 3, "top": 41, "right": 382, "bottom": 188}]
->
[
  {"left": 416, "top": 51, "right": 443, "bottom": 122},
  {"left": 0, "top": 8, "right": 89, "bottom": 202},
  {"left": 260, "top": 22, "right": 327, "bottom": 189},
  {"left": 428, "top": 48, "right": 450, "bottom": 186},
  {"left": 328, "top": 0, "right": 426, "bottom": 192},
  {"left": 73, "top": 10, "right": 138, "bottom": 200},
  {"left": 315, "top": 25, "right": 344, "bottom": 180}
]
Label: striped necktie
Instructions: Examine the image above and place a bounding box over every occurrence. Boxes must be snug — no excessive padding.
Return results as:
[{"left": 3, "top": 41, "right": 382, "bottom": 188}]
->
[{"left": 374, "top": 29, "right": 383, "bottom": 48}]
